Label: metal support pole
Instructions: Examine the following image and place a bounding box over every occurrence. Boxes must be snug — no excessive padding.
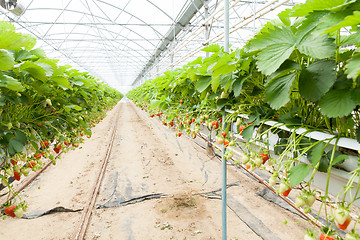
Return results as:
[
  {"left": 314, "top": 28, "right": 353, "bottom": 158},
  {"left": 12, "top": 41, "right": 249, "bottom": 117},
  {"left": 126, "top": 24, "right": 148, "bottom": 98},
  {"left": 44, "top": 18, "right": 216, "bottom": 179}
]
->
[
  {"left": 224, "top": 0, "right": 230, "bottom": 53},
  {"left": 222, "top": 1, "right": 230, "bottom": 240},
  {"left": 221, "top": 110, "right": 227, "bottom": 240},
  {"left": 204, "top": 0, "right": 210, "bottom": 58}
]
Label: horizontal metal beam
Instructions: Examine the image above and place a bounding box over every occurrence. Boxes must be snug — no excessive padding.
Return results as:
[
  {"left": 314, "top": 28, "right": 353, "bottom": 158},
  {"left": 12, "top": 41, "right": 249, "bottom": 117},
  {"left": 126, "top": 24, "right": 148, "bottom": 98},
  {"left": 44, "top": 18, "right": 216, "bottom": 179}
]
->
[
  {"left": 13, "top": 21, "right": 176, "bottom": 26},
  {"left": 43, "top": 38, "right": 161, "bottom": 42},
  {"left": 132, "top": 0, "right": 206, "bottom": 86}
]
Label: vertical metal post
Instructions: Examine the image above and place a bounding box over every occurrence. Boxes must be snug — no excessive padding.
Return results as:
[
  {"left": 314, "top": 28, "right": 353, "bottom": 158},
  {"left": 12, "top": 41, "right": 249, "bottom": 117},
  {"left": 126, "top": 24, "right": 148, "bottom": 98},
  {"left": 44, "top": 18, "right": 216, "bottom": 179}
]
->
[
  {"left": 224, "top": 0, "right": 230, "bottom": 53},
  {"left": 204, "top": 0, "right": 210, "bottom": 58},
  {"left": 221, "top": 110, "right": 227, "bottom": 240},
  {"left": 222, "top": 1, "right": 230, "bottom": 240}
]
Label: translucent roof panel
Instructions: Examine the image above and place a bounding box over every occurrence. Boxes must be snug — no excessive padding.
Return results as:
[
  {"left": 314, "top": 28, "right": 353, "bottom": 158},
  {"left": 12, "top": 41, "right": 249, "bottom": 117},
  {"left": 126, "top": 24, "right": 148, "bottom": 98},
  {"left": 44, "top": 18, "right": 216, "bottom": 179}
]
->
[
  {"left": 0, "top": 0, "right": 305, "bottom": 93},
  {"left": 0, "top": 0, "right": 189, "bottom": 92}
]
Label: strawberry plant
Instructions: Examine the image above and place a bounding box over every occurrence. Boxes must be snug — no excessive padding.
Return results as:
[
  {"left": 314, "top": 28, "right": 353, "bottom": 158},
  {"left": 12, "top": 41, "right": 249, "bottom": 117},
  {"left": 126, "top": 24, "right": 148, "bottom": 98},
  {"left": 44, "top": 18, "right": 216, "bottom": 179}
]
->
[
  {"left": 0, "top": 21, "right": 123, "bottom": 216},
  {"left": 127, "top": 0, "right": 360, "bottom": 238}
]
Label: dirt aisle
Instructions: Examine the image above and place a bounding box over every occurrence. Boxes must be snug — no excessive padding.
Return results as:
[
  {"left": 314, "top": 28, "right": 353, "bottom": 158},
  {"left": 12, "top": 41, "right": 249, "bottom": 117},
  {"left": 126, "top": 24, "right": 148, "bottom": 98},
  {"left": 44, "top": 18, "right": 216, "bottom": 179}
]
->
[{"left": 0, "top": 102, "right": 311, "bottom": 240}]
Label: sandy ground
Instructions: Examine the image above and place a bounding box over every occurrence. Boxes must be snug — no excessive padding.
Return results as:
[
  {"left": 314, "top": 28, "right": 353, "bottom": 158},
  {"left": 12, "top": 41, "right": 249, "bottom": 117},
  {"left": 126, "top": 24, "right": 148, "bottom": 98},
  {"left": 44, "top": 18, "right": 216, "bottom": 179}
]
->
[{"left": 0, "top": 102, "right": 312, "bottom": 240}]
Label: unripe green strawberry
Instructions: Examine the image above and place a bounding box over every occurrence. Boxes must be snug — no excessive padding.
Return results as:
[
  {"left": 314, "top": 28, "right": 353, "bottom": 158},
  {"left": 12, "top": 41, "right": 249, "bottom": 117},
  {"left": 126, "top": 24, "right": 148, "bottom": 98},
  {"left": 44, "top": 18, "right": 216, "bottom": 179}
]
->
[
  {"left": 45, "top": 99, "right": 52, "bottom": 106},
  {"left": 21, "top": 168, "right": 31, "bottom": 176},
  {"left": 295, "top": 196, "right": 306, "bottom": 208},
  {"left": 279, "top": 182, "right": 290, "bottom": 194},
  {"left": 254, "top": 157, "right": 263, "bottom": 167},
  {"left": 220, "top": 92, "right": 229, "bottom": 98},
  {"left": 14, "top": 207, "right": 23, "bottom": 218},
  {"left": 242, "top": 155, "right": 250, "bottom": 164},
  {"left": 13, "top": 165, "right": 20, "bottom": 172},
  {"left": 268, "top": 176, "right": 277, "bottom": 187},
  {"left": 334, "top": 207, "right": 350, "bottom": 225},
  {"left": 304, "top": 193, "right": 316, "bottom": 207},
  {"left": 5, "top": 168, "right": 14, "bottom": 177},
  {"left": 345, "top": 232, "right": 360, "bottom": 240}
]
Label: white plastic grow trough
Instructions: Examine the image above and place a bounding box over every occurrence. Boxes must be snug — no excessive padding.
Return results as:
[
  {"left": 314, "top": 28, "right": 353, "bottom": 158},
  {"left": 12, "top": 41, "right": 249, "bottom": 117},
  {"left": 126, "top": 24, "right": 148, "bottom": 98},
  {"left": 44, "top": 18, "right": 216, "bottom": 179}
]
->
[{"left": 225, "top": 109, "right": 360, "bottom": 207}]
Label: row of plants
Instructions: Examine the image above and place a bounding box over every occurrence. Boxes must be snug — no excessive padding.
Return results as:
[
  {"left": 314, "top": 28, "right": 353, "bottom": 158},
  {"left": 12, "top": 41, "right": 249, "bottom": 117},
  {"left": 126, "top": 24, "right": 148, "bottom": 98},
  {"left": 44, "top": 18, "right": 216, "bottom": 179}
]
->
[
  {"left": 127, "top": 0, "right": 360, "bottom": 239},
  {"left": 0, "top": 21, "right": 123, "bottom": 219}
]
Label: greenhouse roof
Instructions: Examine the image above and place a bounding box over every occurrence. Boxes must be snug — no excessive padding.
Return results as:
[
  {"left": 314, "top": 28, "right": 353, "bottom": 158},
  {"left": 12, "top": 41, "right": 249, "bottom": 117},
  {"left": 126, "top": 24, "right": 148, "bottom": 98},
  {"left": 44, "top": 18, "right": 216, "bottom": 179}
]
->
[{"left": 0, "top": 0, "right": 303, "bottom": 93}]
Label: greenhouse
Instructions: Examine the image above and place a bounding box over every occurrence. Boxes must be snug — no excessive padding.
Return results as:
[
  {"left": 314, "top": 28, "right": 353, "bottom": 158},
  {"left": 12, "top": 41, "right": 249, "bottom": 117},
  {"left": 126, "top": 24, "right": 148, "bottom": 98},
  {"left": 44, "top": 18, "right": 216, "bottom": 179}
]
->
[{"left": 0, "top": 0, "right": 360, "bottom": 239}]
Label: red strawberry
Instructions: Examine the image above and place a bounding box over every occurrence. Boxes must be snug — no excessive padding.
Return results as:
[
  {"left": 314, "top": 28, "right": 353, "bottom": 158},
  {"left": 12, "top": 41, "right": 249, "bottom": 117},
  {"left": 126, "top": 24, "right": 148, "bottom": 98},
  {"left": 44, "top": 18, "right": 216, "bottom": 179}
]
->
[
  {"left": 222, "top": 132, "right": 227, "bottom": 138},
  {"left": 27, "top": 160, "right": 36, "bottom": 168},
  {"left": 41, "top": 140, "right": 48, "bottom": 148},
  {"left": 34, "top": 153, "right": 42, "bottom": 159},
  {"left": 338, "top": 217, "right": 351, "bottom": 230},
  {"left": 260, "top": 153, "right": 269, "bottom": 164},
  {"left": 178, "top": 132, "right": 182, "bottom": 137},
  {"left": 320, "top": 233, "right": 334, "bottom": 240},
  {"left": 54, "top": 145, "right": 61, "bottom": 154},
  {"left": 212, "top": 121, "right": 219, "bottom": 129},
  {"left": 64, "top": 142, "right": 70, "bottom": 146},
  {"left": 4, "top": 205, "right": 16, "bottom": 218},
  {"left": 10, "top": 159, "right": 17, "bottom": 166},
  {"left": 239, "top": 126, "right": 245, "bottom": 135},
  {"left": 224, "top": 139, "right": 230, "bottom": 147},
  {"left": 192, "top": 118, "right": 195, "bottom": 123},
  {"left": 283, "top": 188, "right": 292, "bottom": 197},
  {"left": 180, "top": 100, "right": 183, "bottom": 104},
  {"left": 14, "top": 171, "right": 21, "bottom": 181}
]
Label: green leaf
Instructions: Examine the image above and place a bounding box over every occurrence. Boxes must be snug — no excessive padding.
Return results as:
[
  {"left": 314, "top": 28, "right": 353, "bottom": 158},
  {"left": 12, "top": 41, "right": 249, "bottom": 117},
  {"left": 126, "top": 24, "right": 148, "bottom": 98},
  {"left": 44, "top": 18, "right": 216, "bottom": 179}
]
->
[
  {"left": 308, "top": 142, "right": 325, "bottom": 166},
  {"left": 299, "top": 60, "right": 336, "bottom": 101},
  {"left": 0, "top": 72, "right": 24, "bottom": 91},
  {"left": 64, "top": 105, "right": 82, "bottom": 112},
  {"left": 0, "top": 30, "right": 36, "bottom": 50},
  {"left": 195, "top": 76, "right": 211, "bottom": 93},
  {"left": 217, "top": 98, "right": 228, "bottom": 109},
  {"left": 15, "top": 130, "right": 27, "bottom": 144},
  {"left": 250, "top": 27, "right": 296, "bottom": 75},
  {"left": 15, "top": 49, "right": 32, "bottom": 61},
  {"left": 345, "top": 53, "right": 360, "bottom": 80},
  {"left": 319, "top": 89, "right": 356, "bottom": 117},
  {"left": 278, "top": 9, "right": 292, "bottom": 26},
  {"left": 51, "top": 76, "right": 71, "bottom": 89},
  {"left": 289, "top": 0, "right": 356, "bottom": 17},
  {"left": 211, "top": 76, "right": 220, "bottom": 93},
  {"left": 159, "top": 102, "right": 169, "bottom": 110},
  {"left": 351, "top": 88, "right": 360, "bottom": 104},
  {"left": 288, "top": 164, "right": 311, "bottom": 187},
  {"left": 188, "top": 56, "right": 203, "bottom": 65},
  {"left": 325, "top": 11, "right": 360, "bottom": 33},
  {"left": 0, "top": 49, "right": 15, "bottom": 71},
  {"left": 296, "top": 31, "right": 336, "bottom": 59},
  {"left": 242, "top": 125, "right": 255, "bottom": 141},
  {"left": 30, "top": 48, "right": 47, "bottom": 58},
  {"left": 202, "top": 44, "right": 220, "bottom": 53},
  {"left": 250, "top": 26, "right": 295, "bottom": 51},
  {"left": 232, "top": 76, "right": 246, "bottom": 97},
  {"left": 20, "top": 61, "right": 54, "bottom": 82},
  {"left": 0, "top": 21, "right": 15, "bottom": 31},
  {"left": 356, "top": 126, "right": 360, "bottom": 144},
  {"left": 149, "top": 100, "right": 161, "bottom": 108},
  {"left": 9, "top": 139, "right": 24, "bottom": 155},
  {"left": 265, "top": 72, "right": 297, "bottom": 110},
  {"left": 219, "top": 73, "right": 233, "bottom": 92},
  {"left": 257, "top": 44, "right": 295, "bottom": 75},
  {"left": 211, "top": 54, "right": 236, "bottom": 78},
  {"left": 331, "top": 154, "right": 349, "bottom": 166},
  {"left": 340, "top": 31, "right": 360, "bottom": 46}
]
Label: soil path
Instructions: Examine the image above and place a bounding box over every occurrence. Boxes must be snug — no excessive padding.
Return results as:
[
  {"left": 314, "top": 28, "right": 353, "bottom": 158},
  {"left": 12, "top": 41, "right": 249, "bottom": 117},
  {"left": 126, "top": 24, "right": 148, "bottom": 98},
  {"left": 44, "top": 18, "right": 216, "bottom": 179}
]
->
[{"left": 0, "top": 102, "right": 311, "bottom": 240}]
